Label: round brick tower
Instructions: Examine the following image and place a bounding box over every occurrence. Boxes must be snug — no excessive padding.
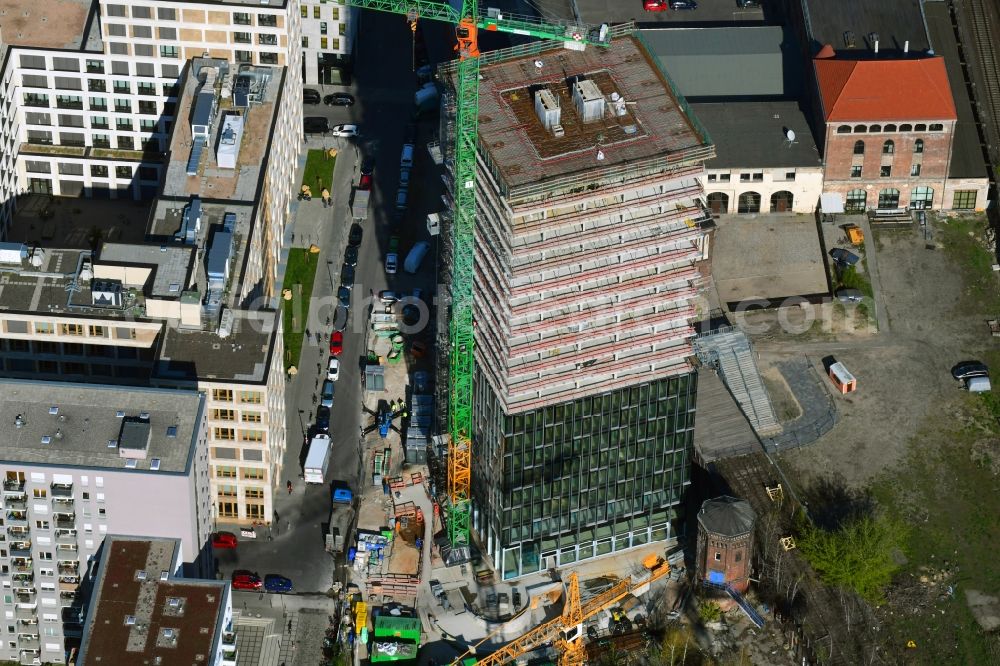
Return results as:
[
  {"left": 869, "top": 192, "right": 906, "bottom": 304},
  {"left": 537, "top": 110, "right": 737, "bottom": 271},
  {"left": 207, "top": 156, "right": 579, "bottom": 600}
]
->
[{"left": 696, "top": 496, "right": 756, "bottom": 594}]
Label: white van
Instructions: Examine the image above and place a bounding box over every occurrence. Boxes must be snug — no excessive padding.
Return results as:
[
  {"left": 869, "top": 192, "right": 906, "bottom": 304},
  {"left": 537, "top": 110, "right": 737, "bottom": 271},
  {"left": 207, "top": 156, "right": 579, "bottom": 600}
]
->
[
  {"left": 404, "top": 241, "right": 431, "bottom": 274},
  {"left": 400, "top": 143, "right": 415, "bottom": 168},
  {"left": 303, "top": 434, "right": 331, "bottom": 483}
]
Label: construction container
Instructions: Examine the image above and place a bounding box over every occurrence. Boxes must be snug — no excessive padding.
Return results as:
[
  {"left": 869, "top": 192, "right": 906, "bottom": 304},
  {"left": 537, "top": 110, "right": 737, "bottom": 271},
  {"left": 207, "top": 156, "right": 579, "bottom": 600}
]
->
[{"left": 828, "top": 361, "right": 857, "bottom": 394}]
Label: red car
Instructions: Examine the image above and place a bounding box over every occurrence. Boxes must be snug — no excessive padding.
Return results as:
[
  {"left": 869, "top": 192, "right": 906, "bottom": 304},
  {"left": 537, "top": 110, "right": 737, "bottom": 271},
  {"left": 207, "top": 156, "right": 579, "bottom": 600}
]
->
[
  {"left": 231, "top": 570, "right": 263, "bottom": 591},
  {"left": 359, "top": 173, "right": 373, "bottom": 190},
  {"left": 211, "top": 532, "right": 238, "bottom": 549},
  {"left": 329, "top": 331, "right": 343, "bottom": 356},
  {"left": 644, "top": 0, "right": 668, "bottom": 10}
]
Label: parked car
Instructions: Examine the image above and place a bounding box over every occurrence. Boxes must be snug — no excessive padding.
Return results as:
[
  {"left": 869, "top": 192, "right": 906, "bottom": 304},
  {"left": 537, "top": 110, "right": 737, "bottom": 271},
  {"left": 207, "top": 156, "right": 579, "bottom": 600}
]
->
[
  {"left": 829, "top": 248, "right": 860, "bottom": 266},
  {"left": 212, "top": 532, "right": 238, "bottom": 549},
  {"left": 400, "top": 168, "right": 411, "bottom": 189},
  {"left": 231, "top": 570, "right": 263, "bottom": 591},
  {"left": 333, "top": 488, "right": 353, "bottom": 504},
  {"left": 361, "top": 158, "right": 374, "bottom": 176},
  {"left": 334, "top": 305, "right": 349, "bottom": 332},
  {"left": 395, "top": 188, "right": 408, "bottom": 212},
  {"left": 400, "top": 143, "right": 415, "bottom": 168},
  {"left": 834, "top": 288, "right": 863, "bottom": 303},
  {"left": 385, "top": 253, "right": 398, "bottom": 274},
  {"left": 670, "top": 0, "right": 698, "bottom": 8},
  {"left": 338, "top": 285, "right": 352, "bottom": 308},
  {"left": 389, "top": 236, "right": 400, "bottom": 253},
  {"left": 344, "top": 245, "right": 359, "bottom": 267},
  {"left": 320, "top": 380, "right": 334, "bottom": 408},
  {"left": 348, "top": 223, "right": 364, "bottom": 247},
  {"left": 379, "top": 290, "right": 399, "bottom": 304},
  {"left": 402, "top": 304, "right": 421, "bottom": 326},
  {"left": 316, "top": 405, "right": 331, "bottom": 430},
  {"left": 303, "top": 116, "right": 329, "bottom": 134},
  {"left": 327, "top": 358, "right": 341, "bottom": 382},
  {"left": 341, "top": 263, "right": 355, "bottom": 287},
  {"left": 643, "top": 0, "right": 669, "bottom": 9},
  {"left": 737, "top": 0, "right": 760, "bottom": 6},
  {"left": 952, "top": 361, "right": 989, "bottom": 381},
  {"left": 324, "top": 92, "right": 355, "bottom": 106},
  {"left": 404, "top": 241, "right": 431, "bottom": 274},
  {"left": 264, "top": 574, "right": 294, "bottom": 593},
  {"left": 359, "top": 173, "right": 373, "bottom": 190},
  {"left": 303, "top": 89, "right": 322, "bottom": 104},
  {"left": 331, "top": 124, "right": 359, "bottom": 138},
  {"left": 329, "top": 331, "right": 343, "bottom": 356},
  {"left": 404, "top": 123, "right": 418, "bottom": 144}
]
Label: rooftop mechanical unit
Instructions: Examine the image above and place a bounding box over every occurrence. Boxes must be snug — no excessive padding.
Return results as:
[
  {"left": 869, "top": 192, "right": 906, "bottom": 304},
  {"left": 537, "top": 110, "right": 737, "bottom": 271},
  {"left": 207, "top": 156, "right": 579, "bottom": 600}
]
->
[
  {"left": 572, "top": 78, "right": 605, "bottom": 123},
  {"left": 216, "top": 114, "right": 245, "bottom": 169},
  {"left": 533, "top": 88, "right": 561, "bottom": 131},
  {"left": 91, "top": 279, "right": 124, "bottom": 309}
]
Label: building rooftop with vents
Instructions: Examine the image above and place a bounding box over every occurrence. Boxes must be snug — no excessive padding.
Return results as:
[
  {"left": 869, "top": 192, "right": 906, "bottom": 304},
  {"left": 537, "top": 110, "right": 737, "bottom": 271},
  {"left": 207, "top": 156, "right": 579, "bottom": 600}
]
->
[
  {"left": 813, "top": 55, "right": 956, "bottom": 122},
  {"left": 156, "top": 309, "right": 278, "bottom": 382},
  {"left": 804, "top": 0, "right": 931, "bottom": 56},
  {"left": 689, "top": 100, "right": 821, "bottom": 168},
  {"left": 0, "top": 0, "right": 99, "bottom": 53},
  {"left": 76, "top": 536, "right": 232, "bottom": 666},
  {"left": 0, "top": 378, "right": 204, "bottom": 472},
  {"left": 163, "top": 57, "right": 284, "bottom": 202},
  {"left": 461, "top": 32, "right": 711, "bottom": 195}
]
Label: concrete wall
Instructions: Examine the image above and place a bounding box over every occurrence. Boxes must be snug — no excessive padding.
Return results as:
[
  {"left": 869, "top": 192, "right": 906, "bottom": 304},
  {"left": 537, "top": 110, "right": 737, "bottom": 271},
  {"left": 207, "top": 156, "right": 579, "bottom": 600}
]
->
[{"left": 701, "top": 167, "right": 823, "bottom": 214}]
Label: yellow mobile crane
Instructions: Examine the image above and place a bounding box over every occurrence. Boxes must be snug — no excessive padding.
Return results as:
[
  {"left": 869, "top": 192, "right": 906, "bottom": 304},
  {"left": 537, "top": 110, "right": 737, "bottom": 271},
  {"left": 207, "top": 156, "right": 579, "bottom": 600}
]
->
[{"left": 452, "top": 555, "right": 671, "bottom": 666}]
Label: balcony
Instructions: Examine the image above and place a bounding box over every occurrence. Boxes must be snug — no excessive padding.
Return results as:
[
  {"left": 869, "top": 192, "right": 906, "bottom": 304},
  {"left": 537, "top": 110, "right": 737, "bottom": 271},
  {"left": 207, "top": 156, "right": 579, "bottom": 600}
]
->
[
  {"left": 12, "top": 573, "right": 33, "bottom": 585},
  {"left": 56, "top": 543, "right": 78, "bottom": 555},
  {"left": 52, "top": 497, "right": 74, "bottom": 510},
  {"left": 221, "top": 646, "right": 238, "bottom": 665},
  {"left": 22, "top": 96, "right": 49, "bottom": 108},
  {"left": 6, "top": 511, "right": 28, "bottom": 526},
  {"left": 50, "top": 483, "right": 72, "bottom": 498},
  {"left": 5, "top": 496, "right": 27, "bottom": 510},
  {"left": 53, "top": 514, "right": 75, "bottom": 529},
  {"left": 58, "top": 576, "right": 79, "bottom": 591},
  {"left": 18, "top": 648, "right": 40, "bottom": 666},
  {"left": 15, "top": 591, "right": 36, "bottom": 605},
  {"left": 89, "top": 102, "right": 107, "bottom": 112},
  {"left": 58, "top": 562, "right": 79, "bottom": 576},
  {"left": 18, "top": 635, "right": 40, "bottom": 650},
  {"left": 17, "top": 617, "right": 38, "bottom": 628},
  {"left": 3, "top": 479, "right": 25, "bottom": 493},
  {"left": 87, "top": 80, "right": 106, "bottom": 92},
  {"left": 10, "top": 541, "right": 31, "bottom": 556},
  {"left": 55, "top": 529, "right": 77, "bottom": 543},
  {"left": 14, "top": 606, "right": 36, "bottom": 621},
  {"left": 59, "top": 590, "right": 76, "bottom": 604},
  {"left": 55, "top": 99, "right": 83, "bottom": 110},
  {"left": 12, "top": 557, "right": 33, "bottom": 572},
  {"left": 8, "top": 527, "right": 31, "bottom": 540},
  {"left": 222, "top": 631, "right": 237, "bottom": 646}
]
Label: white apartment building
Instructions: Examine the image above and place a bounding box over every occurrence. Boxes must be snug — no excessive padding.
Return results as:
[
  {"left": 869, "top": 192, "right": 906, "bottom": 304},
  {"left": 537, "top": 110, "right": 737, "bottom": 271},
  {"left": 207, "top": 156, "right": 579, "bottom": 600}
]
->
[
  {"left": 0, "top": 380, "right": 212, "bottom": 665},
  {"left": 300, "top": 1, "right": 354, "bottom": 84}
]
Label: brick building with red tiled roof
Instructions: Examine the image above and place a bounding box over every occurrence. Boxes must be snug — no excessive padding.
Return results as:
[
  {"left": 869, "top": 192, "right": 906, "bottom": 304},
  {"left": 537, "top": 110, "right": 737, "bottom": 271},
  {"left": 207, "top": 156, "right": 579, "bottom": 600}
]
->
[{"left": 814, "top": 48, "right": 985, "bottom": 211}]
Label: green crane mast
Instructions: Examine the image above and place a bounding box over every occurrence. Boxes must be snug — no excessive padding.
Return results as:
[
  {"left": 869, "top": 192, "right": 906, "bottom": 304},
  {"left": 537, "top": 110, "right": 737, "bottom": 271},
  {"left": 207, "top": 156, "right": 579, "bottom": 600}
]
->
[{"left": 345, "top": 0, "right": 610, "bottom": 549}]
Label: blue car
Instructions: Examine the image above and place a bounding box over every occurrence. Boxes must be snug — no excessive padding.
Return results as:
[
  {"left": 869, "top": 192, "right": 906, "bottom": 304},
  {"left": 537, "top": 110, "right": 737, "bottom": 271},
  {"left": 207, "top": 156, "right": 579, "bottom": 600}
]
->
[
  {"left": 333, "top": 488, "right": 353, "bottom": 504},
  {"left": 320, "top": 380, "right": 334, "bottom": 408},
  {"left": 264, "top": 574, "right": 293, "bottom": 593}
]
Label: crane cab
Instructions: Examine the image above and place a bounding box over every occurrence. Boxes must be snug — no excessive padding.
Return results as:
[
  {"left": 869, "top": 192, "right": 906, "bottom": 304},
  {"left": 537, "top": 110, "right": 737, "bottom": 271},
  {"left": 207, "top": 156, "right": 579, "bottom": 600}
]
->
[{"left": 455, "top": 18, "right": 480, "bottom": 58}]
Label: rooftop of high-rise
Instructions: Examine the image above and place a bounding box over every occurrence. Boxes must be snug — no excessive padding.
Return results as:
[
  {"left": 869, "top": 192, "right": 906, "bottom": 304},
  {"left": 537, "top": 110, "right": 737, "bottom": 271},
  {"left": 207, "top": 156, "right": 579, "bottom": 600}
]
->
[{"left": 452, "top": 29, "right": 713, "bottom": 196}]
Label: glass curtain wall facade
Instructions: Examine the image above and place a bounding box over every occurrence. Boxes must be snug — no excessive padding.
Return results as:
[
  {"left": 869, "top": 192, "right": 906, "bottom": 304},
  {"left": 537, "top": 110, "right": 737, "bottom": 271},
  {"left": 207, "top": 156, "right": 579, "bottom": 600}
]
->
[{"left": 473, "top": 370, "right": 697, "bottom": 580}]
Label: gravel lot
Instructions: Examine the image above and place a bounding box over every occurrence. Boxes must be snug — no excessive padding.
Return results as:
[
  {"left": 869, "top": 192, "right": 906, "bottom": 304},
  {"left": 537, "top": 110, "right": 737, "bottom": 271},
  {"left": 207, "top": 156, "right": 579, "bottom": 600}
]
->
[{"left": 752, "top": 219, "right": 994, "bottom": 487}]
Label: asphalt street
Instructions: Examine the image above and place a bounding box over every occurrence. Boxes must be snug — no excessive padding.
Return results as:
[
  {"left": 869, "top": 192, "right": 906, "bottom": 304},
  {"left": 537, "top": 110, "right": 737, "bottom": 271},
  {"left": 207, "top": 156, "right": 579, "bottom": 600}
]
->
[{"left": 215, "top": 8, "right": 445, "bottom": 596}]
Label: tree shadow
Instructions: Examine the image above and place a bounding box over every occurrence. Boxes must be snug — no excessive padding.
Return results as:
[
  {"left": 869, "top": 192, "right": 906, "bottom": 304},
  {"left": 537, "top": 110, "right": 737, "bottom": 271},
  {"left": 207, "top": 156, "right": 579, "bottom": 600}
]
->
[{"left": 801, "top": 472, "right": 875, "bottom": 531}]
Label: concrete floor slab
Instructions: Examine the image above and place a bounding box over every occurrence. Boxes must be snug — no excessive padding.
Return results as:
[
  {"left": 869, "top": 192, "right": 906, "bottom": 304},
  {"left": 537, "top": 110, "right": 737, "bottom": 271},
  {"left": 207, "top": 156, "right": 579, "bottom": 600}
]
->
[{"left": 712, "top": 213, "right": 829, "bottom": 307}]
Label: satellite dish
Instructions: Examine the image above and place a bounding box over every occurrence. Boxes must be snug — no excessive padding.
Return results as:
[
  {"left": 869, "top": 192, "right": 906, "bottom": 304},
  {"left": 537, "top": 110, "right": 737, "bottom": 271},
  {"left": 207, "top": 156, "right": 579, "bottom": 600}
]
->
[
  {"left": 534, "top": 60, "right": 544, "bottom": 69},
  {"left": 785, "top": 129, "right": 796, "bottom": 142},
  {"left": 596, "top": 150, "right": 605, "bottom": 161}
]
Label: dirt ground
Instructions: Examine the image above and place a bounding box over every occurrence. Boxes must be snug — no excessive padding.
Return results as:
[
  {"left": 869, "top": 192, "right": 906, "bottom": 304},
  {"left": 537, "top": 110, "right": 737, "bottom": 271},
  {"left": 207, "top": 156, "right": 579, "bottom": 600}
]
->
[
  {"left": 749, "top": 221, "right": 992, "bottom": 488},
  {"left": 760, "top": 367, "right": 801, "bottom": 422}
]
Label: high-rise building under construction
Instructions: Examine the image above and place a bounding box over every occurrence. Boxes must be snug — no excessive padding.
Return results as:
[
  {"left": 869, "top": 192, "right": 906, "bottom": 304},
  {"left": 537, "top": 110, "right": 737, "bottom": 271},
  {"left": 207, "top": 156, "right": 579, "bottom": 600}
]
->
[{"left": 441, "top": 28, "right": 716, "bottom": 579}]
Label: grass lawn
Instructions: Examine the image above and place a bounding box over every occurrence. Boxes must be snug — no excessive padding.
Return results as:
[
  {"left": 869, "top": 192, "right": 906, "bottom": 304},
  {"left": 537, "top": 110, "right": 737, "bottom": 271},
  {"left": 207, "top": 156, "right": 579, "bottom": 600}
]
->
[
  {"left": 937, "top": 216, "right": 1000, "bottom": 312},
  {"left": 282, "top": 248, "right": 318, "bottom": 370},
  {"left": 302, "top": 148, "right": 337, "bottom": 192}
]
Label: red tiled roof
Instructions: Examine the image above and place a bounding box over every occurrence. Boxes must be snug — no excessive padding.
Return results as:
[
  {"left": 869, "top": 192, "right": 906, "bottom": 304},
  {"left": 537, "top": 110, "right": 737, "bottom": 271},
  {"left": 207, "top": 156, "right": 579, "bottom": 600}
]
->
[{"left": 814, "top": 57, "right": 957, "bottom": 122}]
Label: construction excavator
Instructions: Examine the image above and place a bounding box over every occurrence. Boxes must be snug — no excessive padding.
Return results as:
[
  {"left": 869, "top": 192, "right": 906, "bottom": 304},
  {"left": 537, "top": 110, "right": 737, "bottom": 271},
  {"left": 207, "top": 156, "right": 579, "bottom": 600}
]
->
[{"left": 451, "top": 555, "right": 671, "bottom": 666}]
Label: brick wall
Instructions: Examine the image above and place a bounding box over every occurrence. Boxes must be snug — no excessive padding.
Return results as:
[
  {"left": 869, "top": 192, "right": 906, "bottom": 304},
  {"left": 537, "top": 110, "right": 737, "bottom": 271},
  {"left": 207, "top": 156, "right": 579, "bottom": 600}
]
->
[
  {"left": 697, "top": 529, "right": 753, "bottom": 593},
  {"left": 822, "top": 121, "right": 955, "bottom": 209}
]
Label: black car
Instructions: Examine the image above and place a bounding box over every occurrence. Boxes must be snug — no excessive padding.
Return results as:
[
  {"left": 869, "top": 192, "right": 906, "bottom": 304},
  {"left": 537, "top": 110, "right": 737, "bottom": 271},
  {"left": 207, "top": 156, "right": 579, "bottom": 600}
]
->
[
  {"left": 737, "top": 0, "right": 759, "bottom": 7},
  {"left": 337, "top": 285, "right": 352, "bottom": 307},
  {"left": 316, "top": 405, "right": 331, "bottom": 431},
  {"left": 834, "top": 288, "right": 863, "bottom": 303},
  {"left": 671, "top": 0, "right": 698, "bottom": 8},
  {"left": 303, "top": 88, "right": 321, "bottom": 105},
  {"left": 360, "top": 159, "right": 374, "bottom": 177},
  {"left": 341, "top": 263, "right": 355, "bottom": 287},
  {"left": 304, "top": 116, "right": 329, "bottom": 134},
  {"left": 344, "top": 245, "right": 358, "bottom": 267},
  {"left": 402, "top": 304, "right": 421, "bottom": 327},
  {"left": 829, "top": 247, "right": 860, "bottom": 266},
  {"left": 348, "top": 223, "right": 363, "bottom": 247},
  {"left": 404, "top": 123, "right": 418, "bottom": 144},
  {"left": 952, "top": 361, "right": 989, "bottom": 381},
  {"left": 324, "top": 92, "right": 355, "bottom": 106}
]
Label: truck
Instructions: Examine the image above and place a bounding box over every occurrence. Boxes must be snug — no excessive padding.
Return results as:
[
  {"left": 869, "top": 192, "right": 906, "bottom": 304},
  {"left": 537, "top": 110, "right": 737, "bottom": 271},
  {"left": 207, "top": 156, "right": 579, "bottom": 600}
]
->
[
  {"left": 351, "top": 188, "right": 370, "bottom": 220},
  {"left": 303, "top": 434, "right": 331, "bottom": 484},
  {"left": 414, "top": 82, "right": 439, "bottom": 115},
  {"left": 325, "top": 502, "right": 355, "bottom": 555}
]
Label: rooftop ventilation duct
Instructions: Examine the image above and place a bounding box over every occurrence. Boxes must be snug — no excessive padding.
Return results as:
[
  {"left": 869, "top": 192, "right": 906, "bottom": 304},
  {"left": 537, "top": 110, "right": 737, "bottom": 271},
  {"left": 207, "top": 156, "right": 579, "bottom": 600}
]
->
[
  {"left": 534, "top": 88, "right": 561, "bottom": 132},
  {"left": 572, "top": 79, "right": 605, "bottom": 123}
]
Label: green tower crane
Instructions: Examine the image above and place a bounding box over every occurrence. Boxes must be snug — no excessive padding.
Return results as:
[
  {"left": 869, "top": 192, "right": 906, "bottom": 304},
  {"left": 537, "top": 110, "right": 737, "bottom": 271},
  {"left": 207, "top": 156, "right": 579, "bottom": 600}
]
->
[{"left": 346, "top": 0, "right": 610, "bottom": 549}]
